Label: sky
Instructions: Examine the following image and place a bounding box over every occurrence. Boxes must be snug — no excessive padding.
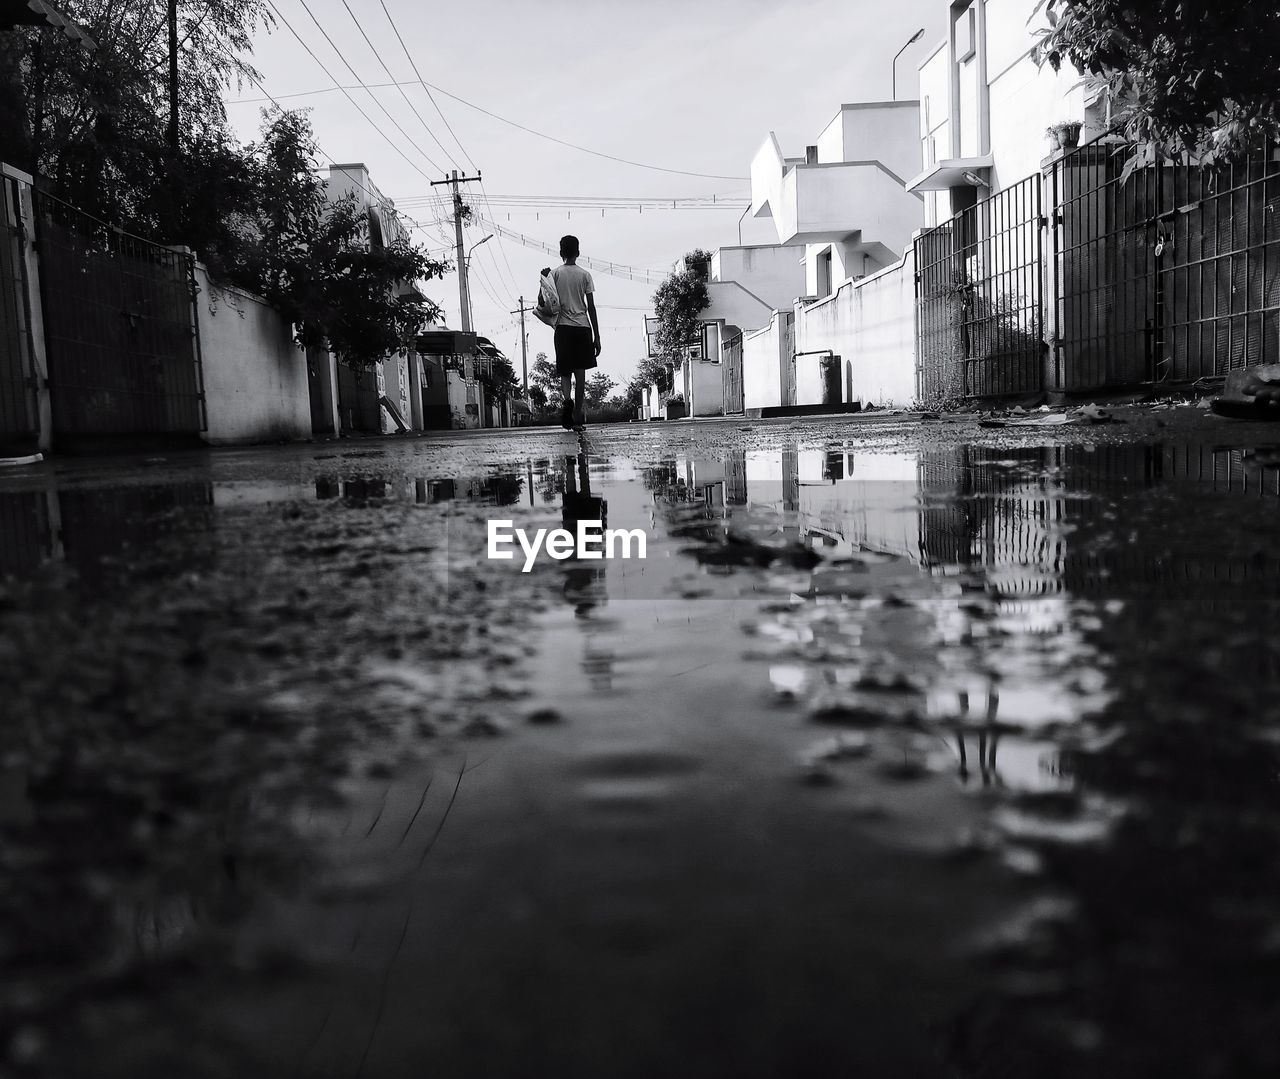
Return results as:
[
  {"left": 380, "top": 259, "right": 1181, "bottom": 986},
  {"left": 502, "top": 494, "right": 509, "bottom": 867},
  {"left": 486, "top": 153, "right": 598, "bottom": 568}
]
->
[{"left": 222, "top": 0, "right": 947, "bottom": 389}]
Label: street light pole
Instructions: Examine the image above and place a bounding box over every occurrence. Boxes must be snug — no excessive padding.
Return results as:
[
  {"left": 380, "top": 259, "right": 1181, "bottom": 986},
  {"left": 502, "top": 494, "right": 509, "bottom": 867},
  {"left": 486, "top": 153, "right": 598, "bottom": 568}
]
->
[
  {"left": 463, "top": 233, "right": 493, "bottom": 332},
  {"left": 891, "top": 28, "right": 926, "bottom": 101}
]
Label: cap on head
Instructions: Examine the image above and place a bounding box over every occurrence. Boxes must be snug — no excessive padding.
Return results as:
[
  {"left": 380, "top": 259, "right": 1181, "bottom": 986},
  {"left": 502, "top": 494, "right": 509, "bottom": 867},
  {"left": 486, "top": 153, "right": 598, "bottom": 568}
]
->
[{"left": 560, "top": 235, "right": 580, "bottom": 259}]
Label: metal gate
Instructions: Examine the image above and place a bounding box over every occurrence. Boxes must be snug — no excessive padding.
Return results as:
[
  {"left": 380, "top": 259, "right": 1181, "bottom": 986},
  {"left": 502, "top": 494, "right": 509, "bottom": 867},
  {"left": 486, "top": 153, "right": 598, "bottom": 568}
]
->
[
  {"left": 723, "top": 332, "right": 744, "bottom": 414},
  {"left": 1051, "top": 142, "right": 1160, "bottom": 389},
  {"left": 1051, "top": 137, "right": 1280, "bottom": 389},
  {"left": 33, "top": 189, "right": 204, "bottom": 437},
  {"left": 915, "top": 174, "right": 1044, "bottom": 401},
  {"left": 1, "top": 171, "right": 38, "bottom": 454}
]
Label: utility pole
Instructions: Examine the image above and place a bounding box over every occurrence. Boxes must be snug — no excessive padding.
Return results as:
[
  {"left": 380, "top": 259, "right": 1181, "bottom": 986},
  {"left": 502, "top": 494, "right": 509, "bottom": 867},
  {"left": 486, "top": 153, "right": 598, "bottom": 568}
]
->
[
  {"left": 430, "top": 169, "right": 483, "bottom": 331},
  {"left": 511, "top": 296, "right": 532, "bottom": 394},
  {"left": 167, "top": 0, "right": 179, "bottom": 158}
]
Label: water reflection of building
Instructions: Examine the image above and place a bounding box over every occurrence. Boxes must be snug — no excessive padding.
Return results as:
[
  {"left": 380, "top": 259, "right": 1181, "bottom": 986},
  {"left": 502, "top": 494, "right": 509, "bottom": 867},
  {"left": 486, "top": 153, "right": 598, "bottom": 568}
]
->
[
  {"left": 312, "top": 474, "right": 525, "bottom": 506},
  {"left": 0, "top": 484, "right": 215, "bottom": 581},
  {"left": 738, "top": 448, "right": 923, "bottom": 560}
]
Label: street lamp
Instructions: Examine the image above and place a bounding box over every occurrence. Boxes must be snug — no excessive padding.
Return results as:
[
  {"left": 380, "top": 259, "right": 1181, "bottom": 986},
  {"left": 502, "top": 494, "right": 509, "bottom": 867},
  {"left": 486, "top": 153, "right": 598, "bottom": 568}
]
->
[
  {"left": 463, "top": 233, "right": 493, "bottom": 330},
  {"left": 891, "top": 28, "right": 926, "bottom": 101}
]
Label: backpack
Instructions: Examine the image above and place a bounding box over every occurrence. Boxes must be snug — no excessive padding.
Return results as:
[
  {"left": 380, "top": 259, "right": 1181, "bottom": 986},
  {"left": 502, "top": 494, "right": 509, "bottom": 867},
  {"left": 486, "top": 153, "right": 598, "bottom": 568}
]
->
[{"left": 534, "top": 268, "right": 560, "bottom": 327}]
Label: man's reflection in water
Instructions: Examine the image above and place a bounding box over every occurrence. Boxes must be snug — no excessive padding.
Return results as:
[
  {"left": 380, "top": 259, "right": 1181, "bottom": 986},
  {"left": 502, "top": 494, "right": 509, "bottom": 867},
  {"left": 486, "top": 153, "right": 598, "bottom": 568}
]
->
[
  {"left": 560, "top": 453, "right": 615, "bottom": 691},
  {"left": 561, "top": 453, "right": 608, "bottom": 617},
  {"left": 953, "top": 682, "right": 1001, "bottom": 787}
]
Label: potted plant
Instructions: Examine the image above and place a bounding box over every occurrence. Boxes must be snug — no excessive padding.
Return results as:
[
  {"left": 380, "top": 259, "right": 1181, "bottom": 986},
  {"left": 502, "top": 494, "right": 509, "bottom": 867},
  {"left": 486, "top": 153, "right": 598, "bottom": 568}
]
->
[
  {"left": 665, "top": 392, "right": 686, "bottom": 420},
  {"left": 1047, "top": 121, "right": 1083, "bottom": 150}
]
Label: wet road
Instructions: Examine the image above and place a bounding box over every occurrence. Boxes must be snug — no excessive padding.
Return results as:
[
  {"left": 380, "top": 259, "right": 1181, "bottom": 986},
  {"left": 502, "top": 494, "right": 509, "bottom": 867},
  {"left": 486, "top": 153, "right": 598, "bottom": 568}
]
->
[{"left": 3, "top": 408, "right": 1280, "bottom": 1078}]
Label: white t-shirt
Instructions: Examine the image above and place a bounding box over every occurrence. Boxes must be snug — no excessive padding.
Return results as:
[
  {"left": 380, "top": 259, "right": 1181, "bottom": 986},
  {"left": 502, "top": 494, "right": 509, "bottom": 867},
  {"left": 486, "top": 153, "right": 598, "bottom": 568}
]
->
[{"left": 551, "top": 263, "right": 594, "bottom": 329}]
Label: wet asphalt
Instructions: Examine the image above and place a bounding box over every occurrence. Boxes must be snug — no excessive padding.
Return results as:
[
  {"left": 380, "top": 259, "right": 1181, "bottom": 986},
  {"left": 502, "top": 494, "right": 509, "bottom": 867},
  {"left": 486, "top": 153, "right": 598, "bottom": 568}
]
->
[{"left": 2, "top": 405, "right": 1280, "bottom": 1078}]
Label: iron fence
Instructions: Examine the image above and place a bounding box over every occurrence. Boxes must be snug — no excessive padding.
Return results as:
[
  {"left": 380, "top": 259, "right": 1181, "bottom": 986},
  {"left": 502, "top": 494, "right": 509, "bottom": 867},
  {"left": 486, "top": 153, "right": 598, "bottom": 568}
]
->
[
  {"left": 1, "top": 173, "right": 38, "bottom": 453},
  {"left": 1161, "top": 141, "right": 1280, "bottom": 380},
  {"left": 1050, "top": 137, "right": 1280, "bottom": 389},
  {"left": 1052, "top": 142, "right": 1164, "bottom": 389},
  {"left": 915, "top": 174, "right": 1044, "bottom": 401},
  {"left": 32, "top": 189, "right": 205, "bottom": 437}
]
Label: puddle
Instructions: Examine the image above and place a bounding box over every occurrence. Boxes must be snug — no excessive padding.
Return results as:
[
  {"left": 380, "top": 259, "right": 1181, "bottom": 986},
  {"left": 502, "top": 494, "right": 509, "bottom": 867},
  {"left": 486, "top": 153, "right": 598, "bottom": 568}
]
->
[{"left": 2, "top": 436, "right": 1280, "bottom": 1076}]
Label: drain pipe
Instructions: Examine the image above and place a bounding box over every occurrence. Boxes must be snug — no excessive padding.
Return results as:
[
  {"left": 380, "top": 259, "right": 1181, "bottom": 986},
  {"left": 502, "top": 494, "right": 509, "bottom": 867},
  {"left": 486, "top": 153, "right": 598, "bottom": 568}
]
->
[
  {"left": 736, "top": 203, "right": 750, "bottom": 245},
  {"left": 792, "top": 349, "right": 841, "bottom": 407}
]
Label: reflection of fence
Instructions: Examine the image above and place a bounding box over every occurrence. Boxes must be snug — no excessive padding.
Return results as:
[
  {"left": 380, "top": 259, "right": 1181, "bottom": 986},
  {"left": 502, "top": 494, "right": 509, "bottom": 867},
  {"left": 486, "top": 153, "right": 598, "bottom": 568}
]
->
[
  {"left": 32, "top": 189, "right": 205, "bottom": 437},
  {"left": 915, "top": 175, "right": 1044, "bottom": 401}
]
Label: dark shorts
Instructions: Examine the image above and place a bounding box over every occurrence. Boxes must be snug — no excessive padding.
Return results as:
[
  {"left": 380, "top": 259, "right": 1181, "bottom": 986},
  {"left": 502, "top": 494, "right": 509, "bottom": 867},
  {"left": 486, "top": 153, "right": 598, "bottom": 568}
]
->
[{"left": 554, "top": 325, "right": 597, "bottom": 375}]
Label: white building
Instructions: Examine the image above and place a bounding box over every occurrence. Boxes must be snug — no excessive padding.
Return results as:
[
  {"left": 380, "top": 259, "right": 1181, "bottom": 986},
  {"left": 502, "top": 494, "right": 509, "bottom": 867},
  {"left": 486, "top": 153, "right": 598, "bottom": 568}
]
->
[
  {"left": 322, "top": 163, "right": 423, "bottom": 435},
  {"left": 751, "top": 101, "right": 924, "bottom": 298},
  {"left": 909, "top": 0, "right": 1094, "bottom": 221}
]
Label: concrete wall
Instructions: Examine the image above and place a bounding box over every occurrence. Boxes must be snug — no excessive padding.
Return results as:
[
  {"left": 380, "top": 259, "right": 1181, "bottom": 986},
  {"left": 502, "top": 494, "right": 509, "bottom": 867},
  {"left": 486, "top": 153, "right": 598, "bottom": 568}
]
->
[
  {"left": 794, "top": 248, "right": 918, "bottom": 408},
  {"left": 683, "top": 359, "right": 723, "bottom": 417},
  {"left": 378, "top": 353, "right": 413, "bottom": 432},
  {"left": 836, "top": 102, "right": 923, "bottom": 181},
  {"left": 919, "top": 41, "right": 952, "bottom": 227},
  {"left": 712, "top": 244, "right": 805, "bottom": 312},
  {"left": 703, "top": 280, "right": 774, "bottom": 335},
  {"left": 194, "top": 265, "right": 312, "bottom": 445},
  {"left": 985, "top": 0, "right": 1088, "bottom": 189},
  {"left": 446, "top": 370, "right": 480, "bottom": 429},
  {"left": 743, "top": 315, "right": 783, "bottom": 411}
]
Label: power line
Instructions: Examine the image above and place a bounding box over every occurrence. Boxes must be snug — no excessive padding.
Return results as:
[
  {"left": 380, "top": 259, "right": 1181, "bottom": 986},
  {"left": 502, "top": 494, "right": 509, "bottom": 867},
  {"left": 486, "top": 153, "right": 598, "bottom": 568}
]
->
[
  {"left": 260, "top": 0, "right": 441, "bottom": 184},
  {"left": 369, "top": 0, "right": 521, "bottom": 300},
  {"left": 396, "top": 194, "right": 749, "bottom": 209},
  {"left": 215, "top": 47, "right": 453, "bottom": 259},
  {"left": 474, "top": 215, "right": 666, "bottom": 284},
  {"left": 336, "top": 0, "right": 460, "bottom": 171},
  {"left": 292, "top": 0, "right": 447, "bottom": 175},
  {"left": 376, "top": 0, "right": 475, "bottom": 173},
  {"left": 227, "top": 80, "right": 748, "bottom": 181}
]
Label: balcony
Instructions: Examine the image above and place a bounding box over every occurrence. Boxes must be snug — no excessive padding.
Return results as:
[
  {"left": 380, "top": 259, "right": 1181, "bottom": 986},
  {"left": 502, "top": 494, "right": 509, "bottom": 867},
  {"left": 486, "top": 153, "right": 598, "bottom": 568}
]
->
[{"left": 752, "top": 137, "right": 923, "bottom": 254}]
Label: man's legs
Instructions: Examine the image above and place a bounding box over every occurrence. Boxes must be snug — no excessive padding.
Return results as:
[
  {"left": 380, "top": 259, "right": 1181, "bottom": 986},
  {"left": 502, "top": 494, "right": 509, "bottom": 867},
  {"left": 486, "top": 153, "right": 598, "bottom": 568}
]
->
[
  {"left": 574, "top": 369, "right": 586, "bottom": 424},
  {"left": 559, "top": 374, "right": 573, "bottom": 427}
]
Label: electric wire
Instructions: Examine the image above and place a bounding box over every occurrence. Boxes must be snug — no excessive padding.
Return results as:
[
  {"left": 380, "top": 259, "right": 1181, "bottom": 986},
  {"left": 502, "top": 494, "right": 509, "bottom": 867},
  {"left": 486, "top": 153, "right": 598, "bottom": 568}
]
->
[
  {"left": 227, "top": 81, "right": 747, "bottom": 180},
  {"left": 292, "top": 0, "right": 447, "bottom": 175},
  {"left": 336, "top": 0, "right": 461, "bottom": 171},
  {"left": 261, "top": 0, "right": 440, "bottom": 184},
  {"left": 375, "top": 0, "right": 474, "bottom": 172},
  {"left": 366, "top": 0, "right": 522, "bottom": 301}
]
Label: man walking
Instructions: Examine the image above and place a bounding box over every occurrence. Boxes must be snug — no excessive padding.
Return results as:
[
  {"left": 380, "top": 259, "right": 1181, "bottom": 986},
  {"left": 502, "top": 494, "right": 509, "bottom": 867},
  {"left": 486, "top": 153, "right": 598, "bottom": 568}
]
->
[{"left": 547, "top": 235, "right": 601, "bottom": 428}]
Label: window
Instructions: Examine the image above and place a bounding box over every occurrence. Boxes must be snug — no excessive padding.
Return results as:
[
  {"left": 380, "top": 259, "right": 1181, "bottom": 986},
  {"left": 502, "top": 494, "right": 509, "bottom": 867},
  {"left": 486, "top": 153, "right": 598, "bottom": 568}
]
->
[
  {"left": 956, "top": 3, "right": 976, "bottom": 62},
  {"left": 817, "top": 249, "right": 833, "bottom": 298}
]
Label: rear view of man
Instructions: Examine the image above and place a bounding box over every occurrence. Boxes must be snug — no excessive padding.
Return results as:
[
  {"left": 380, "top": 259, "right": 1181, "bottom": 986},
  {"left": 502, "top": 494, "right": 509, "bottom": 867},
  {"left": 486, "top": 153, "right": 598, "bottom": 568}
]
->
[{"left": 547, "top": 235, "right": 601, "bottom": 428}]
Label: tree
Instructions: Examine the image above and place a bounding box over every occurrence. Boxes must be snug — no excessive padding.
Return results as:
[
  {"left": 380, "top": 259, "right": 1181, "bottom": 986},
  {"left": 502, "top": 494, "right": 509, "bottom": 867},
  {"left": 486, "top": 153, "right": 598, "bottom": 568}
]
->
[
  {"left": 530, "top": 352, "right": 561, "bottom": 410},
  {"left": 480, "top": 355, "right": 520, "bottom": 398},
  {"left": 652, "top": 249, "right": 711, "bottom": 359},
  {"left": 215, "top": 111, "right": 446, "bottom": 367},
  {"left": 1034, "top": 0, "right": 1280, "bottom": 164},
  {"left": 623, "top": 376, "right": 645, "bottom": 410},
  {"left": 634, "top": 354, "right": 674, "bottom": 393},
  {"left": 584, "top": 372, "right": 616, "bottom": 410},
  {"left": 0, "top": 0, "right": 272, "bottom": 230}
]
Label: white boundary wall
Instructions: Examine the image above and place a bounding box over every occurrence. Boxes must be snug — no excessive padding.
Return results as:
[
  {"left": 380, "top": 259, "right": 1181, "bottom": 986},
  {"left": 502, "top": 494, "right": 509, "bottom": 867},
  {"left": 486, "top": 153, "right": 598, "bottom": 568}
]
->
[
  {"left": 794, "top": 248, "right": 918, "bottom": 408},
  {"left": 194, "top": 265, "right": 312, "bottom": 445}
]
